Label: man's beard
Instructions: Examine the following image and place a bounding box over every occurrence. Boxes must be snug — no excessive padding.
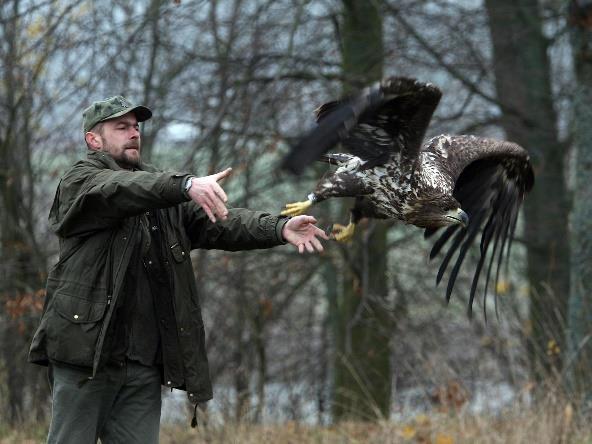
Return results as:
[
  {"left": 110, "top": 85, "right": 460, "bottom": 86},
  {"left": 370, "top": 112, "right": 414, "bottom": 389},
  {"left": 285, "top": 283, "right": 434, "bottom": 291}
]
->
[{"left": 105, "top": 141, "right": 141, "bottom": 169}]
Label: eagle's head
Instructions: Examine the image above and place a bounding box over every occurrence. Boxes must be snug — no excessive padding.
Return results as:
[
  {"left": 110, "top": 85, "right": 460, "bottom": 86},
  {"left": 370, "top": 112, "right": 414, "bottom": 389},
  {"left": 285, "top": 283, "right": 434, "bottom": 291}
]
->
[{"left": 404, "top": 194, "right": 469, "bottom": 229}]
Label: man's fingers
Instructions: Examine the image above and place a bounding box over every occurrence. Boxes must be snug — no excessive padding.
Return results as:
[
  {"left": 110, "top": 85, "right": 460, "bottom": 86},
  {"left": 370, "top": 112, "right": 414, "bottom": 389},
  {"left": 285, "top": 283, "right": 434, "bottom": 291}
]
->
[
  {"left": 197, "top": 194, "right": 223, "bottom": 222},
  {"left": 197, "top": 193, "right": 215, "bottom": 212},
  {"left": 282, "top": 214, "right": 330, "bottom": 254},
  {"left": 213, "top": 167, "right": 232, "bottom": 182},
  {"left": 202, "top": 187, "right": 227, "bottom": 218},
  {"left": 313, "top": 225, "right": 330, "bottom": 240},
  {"left": 201, "top": 203, "right": 217, "bottom": 223},
  {"left": 212, "top": 182, "right": 228, "bottom": 203},
  {"left": 195, "top": 188, "right": 228, "bottom": 219},
  {"left": 210, "top": 194, "right": 228, "bottom": 220},
  {"left": 299, "top": 215, "right": 317, "bottom": 225},
  {"left": 209, "top": 196, "right": 228, "bottom": 220},
  {"left": 311, "top": 237, "right": 324, "bottom": 252}
]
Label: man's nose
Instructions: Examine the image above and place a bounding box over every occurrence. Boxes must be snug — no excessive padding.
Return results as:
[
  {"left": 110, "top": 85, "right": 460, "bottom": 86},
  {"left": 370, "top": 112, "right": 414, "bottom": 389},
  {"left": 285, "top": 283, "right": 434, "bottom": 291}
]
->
[{"left": 130, "top": 127, "right": 140, "bottom": 138}]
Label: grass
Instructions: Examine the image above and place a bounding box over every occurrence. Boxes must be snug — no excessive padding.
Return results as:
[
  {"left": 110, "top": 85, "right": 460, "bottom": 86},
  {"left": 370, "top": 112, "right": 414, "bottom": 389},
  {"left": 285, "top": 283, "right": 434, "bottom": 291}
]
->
[
  {"left": 159, "top": 403, "right": 588, "bottom": 444},
  {"left": 2, "top": 396, "right": 590, "bottom": 444}
]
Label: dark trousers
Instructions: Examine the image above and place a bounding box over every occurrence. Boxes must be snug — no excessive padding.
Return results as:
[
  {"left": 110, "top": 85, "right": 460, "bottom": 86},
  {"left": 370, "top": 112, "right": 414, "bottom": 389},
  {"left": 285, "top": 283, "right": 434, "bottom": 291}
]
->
[{"left": 46, "top": 360, "right": 161, "bottom": 444}]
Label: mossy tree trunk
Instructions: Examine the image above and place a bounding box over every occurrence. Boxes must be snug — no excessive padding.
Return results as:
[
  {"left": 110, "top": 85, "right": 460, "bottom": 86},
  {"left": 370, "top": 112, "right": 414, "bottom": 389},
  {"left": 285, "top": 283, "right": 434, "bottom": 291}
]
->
[
  {"left": 331, "top": 0, "right": 392, "bottom": 421},
  {"left": 0, "top": 0, "right": 49, "bottom": 424},
  {"left": 567, "top": 1, "right": 592, "bottom": 402},
  {"left": 484, "top": 0, "right": 570, "bottom": 382}
]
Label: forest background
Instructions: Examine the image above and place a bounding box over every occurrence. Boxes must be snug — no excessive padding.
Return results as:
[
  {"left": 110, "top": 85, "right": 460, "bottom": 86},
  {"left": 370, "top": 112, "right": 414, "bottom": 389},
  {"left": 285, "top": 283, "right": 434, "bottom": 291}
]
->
[{"left": 1, "top": 0, "right": 591, "bottom": 442}]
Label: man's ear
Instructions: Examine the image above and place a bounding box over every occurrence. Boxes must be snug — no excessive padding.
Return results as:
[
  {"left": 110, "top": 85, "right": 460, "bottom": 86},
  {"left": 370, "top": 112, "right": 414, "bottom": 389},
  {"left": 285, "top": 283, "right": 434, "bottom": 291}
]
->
[{"left": 85, "top": 131, "right": 102, "bottom": 150}]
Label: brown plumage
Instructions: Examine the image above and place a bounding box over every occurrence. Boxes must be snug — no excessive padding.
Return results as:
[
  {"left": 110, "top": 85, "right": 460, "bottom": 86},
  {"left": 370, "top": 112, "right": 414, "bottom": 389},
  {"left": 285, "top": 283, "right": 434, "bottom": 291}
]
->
[{"left": 282, "top": 77, "right": 534, "bottom": 317}]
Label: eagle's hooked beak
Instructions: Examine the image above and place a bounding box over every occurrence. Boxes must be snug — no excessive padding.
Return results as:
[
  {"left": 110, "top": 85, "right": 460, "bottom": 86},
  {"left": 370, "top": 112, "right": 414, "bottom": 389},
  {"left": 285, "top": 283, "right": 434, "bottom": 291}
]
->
[{"left": 445, "top": 208, "right": 469, "bottom": 227}]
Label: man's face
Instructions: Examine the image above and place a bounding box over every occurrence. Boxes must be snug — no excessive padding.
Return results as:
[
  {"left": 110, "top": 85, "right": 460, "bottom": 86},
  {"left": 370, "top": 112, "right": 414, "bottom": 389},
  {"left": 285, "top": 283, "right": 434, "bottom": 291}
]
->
[{"left": 90, "top": 113, "right": 141, "bottom": 169}]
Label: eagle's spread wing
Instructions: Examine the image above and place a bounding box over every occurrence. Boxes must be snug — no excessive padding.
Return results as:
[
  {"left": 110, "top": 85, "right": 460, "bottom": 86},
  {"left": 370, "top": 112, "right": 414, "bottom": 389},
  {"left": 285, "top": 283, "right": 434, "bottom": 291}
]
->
[
  {"left": 282, "top": 77, "right": 442, "bottom": 174},
  {"left": 423, "top": 135, "right": 534, "bottom": 318}
]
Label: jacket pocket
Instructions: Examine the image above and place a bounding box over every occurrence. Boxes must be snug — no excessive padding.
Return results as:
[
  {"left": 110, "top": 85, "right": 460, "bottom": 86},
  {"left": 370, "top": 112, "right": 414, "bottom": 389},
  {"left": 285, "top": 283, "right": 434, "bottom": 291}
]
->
[
  {"left": 55, "top": 294, "right": 107, "bottom": 331},
  {"left": 170, "top": 242, "right": 188, "bottom": 263},
  {"left": 46, "top": 294, "right": 108, "bottom": 366}
]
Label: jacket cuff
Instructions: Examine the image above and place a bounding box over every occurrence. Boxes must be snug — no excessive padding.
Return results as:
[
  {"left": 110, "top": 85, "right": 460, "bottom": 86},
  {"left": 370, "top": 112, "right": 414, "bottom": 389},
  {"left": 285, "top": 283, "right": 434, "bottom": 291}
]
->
[
  {"left": 166, "top": 173, "right": 193, "bottom": 203},
  {"left": 275, "top": 216, "right": 290, "bottom": 245}
]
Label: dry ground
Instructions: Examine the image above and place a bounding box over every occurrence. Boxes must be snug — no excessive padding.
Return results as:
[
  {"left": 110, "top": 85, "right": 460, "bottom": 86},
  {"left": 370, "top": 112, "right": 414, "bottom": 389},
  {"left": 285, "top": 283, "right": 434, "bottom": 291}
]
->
[
  {"left": 157, "top": 402, "right": 587, "bottom": 444},
  {"left": 2, "top": 397, "right": 590, "bottom": 444}
]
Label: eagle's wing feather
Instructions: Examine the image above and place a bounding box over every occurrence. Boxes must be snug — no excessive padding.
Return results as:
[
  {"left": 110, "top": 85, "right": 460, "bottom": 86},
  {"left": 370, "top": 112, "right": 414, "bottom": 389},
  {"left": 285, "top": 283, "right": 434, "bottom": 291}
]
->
[
  {"left": 317, "top": 78, "right": 442, "bottom": 170},
  {"left": 281, "top": 82, "right": 385, "bottom": 175},
  {"left": 424, "top": 135, "right": 534, "bottom": 317},
  {"left": 282, "top": 77, "right": 442, "bottom": 174}
]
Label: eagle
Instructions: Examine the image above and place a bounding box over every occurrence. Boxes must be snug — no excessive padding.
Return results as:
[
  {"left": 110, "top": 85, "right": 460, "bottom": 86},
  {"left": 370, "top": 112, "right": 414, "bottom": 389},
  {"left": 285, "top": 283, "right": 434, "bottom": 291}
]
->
[{"left": 281, "top": 77, "right": 534, "bottom": 316}]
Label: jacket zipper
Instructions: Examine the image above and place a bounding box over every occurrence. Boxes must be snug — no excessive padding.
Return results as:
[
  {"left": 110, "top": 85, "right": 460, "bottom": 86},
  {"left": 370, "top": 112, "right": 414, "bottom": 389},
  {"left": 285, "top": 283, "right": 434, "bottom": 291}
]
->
[{"left": 90, "top": 221, "right": 137, "bottom": 379}]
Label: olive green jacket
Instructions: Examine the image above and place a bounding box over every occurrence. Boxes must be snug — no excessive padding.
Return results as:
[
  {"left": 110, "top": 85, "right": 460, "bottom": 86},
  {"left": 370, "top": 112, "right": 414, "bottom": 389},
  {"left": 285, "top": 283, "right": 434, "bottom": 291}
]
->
[{"left": 28, "top": 150, "right": 287, "bottom": 402}]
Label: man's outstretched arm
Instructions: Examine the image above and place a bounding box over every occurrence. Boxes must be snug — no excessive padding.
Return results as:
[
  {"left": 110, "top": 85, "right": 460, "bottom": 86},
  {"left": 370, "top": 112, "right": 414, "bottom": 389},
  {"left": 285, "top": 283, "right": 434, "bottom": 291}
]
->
[{"left": 183, "top": 169, "right": 328, "bottom": 253}]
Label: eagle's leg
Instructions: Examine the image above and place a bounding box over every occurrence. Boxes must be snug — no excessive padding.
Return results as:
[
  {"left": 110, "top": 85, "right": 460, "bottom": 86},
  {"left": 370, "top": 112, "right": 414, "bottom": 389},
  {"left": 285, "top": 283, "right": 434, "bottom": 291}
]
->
[
  {"left": 331, "top": 207, "right": 363, "bottom": 243},
  {"left": 282, "top": 170, "right": 370, "bottom": 218},
  {"left": 281, "top": 193, "right": 317, "bottom": 217},
  {"left": 331, "top": 201, "right": 374, "bottom": 243},
  {"left": 331, "top": 218, "right": 356, "bottom": 243}
]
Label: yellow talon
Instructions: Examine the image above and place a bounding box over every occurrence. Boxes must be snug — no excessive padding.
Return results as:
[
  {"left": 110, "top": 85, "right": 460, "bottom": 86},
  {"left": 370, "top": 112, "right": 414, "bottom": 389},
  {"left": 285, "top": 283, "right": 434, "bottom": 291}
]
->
[
  {"left": 281, "top": 200, "right": 312, "bottom": 217},
  {"left": 331, "top": 222, "right": 356, "bottom": 242}
]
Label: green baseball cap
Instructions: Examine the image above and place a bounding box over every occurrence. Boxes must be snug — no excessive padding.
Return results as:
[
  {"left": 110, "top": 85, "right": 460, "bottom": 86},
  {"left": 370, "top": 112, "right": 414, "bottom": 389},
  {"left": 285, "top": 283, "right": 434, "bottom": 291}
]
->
[{"left": 82, "top": 95, "right": 152, "bottom": 132}]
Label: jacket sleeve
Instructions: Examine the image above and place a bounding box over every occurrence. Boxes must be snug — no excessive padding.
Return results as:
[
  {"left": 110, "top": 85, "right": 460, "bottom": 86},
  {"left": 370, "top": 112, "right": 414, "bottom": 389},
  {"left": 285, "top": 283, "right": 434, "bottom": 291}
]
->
[
  {"left": 52, "top": 162, "right": 191, "bottom": 238},
  {"left": 182, "top": 200, "right": 290, "bottom": 251}
]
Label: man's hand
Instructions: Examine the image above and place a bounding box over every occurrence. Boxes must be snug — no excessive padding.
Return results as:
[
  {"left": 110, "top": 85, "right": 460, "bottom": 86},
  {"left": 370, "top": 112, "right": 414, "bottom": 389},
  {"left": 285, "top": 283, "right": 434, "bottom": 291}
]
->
[
  {"left": 187, "top": 168, "right": 232, "bottom": 223},
  {"left": 282, "top": 215, "right": 329, "bottom": 254}
]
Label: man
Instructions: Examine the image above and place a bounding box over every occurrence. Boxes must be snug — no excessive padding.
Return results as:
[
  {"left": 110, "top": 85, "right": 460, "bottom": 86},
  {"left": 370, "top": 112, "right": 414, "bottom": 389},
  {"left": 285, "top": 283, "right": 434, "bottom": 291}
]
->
[{"left": 28, "top": 96, "right": 328, "bottom": 443}]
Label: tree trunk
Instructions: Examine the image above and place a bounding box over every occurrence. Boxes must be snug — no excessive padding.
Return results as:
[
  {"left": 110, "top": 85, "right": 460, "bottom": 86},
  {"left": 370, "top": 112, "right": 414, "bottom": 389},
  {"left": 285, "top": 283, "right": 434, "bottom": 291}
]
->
[
  {"left": 331, "top": 0, "right": 391, "bottom": 421},
  {"left": 138, "top": 0, "right": 165, "bottom": 162},
  {"left": 234, "top": 284, "right": 251, "bottom": 422},
  {"left": 484, "top": 0, "right": 570, "bottom": 382},
  {"left": 233, "top": 168, "right": 253, "bottom": 422},
  {"left": 566, "top": 0, "right": 592, "bottom": 402},
  {"left": 0, "top": 0, "right": 49, "bottom": 424}
]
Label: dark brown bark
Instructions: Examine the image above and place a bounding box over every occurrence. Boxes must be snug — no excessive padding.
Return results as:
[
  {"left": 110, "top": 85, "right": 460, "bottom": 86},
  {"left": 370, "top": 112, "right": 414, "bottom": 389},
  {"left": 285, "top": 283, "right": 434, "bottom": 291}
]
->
[
  {"left": 331, "top": 0, "right": 391, "bottom": 422},
  {"left": 0, "top": 0, "right": 50, "bottom": 424},
  {"left": 484, "top": 0, "right": 570, "bottom": 381},
  {"left": 566, "top": 0, "right": 592, "bottom": 401}
]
